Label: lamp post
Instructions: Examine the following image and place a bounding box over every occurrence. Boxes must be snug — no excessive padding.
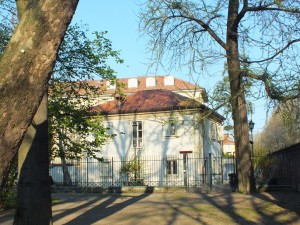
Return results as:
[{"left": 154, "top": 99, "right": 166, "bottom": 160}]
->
[{"left": 248, "top": 119, "right": 255, "bottom": 157}]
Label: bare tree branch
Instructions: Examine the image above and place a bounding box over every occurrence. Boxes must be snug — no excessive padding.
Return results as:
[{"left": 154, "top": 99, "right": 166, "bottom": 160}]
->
[{"left": 245, "top": 39, "right": 300, "bottom": 64}]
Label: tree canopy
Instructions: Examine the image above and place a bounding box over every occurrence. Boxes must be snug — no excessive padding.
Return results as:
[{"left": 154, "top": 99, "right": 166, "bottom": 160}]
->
[
  {"left": 140, "top": 0, "right": 300, "bottom": 193},
  {"left": 49, "top": 24, "right": 123, "bottom": 160}
]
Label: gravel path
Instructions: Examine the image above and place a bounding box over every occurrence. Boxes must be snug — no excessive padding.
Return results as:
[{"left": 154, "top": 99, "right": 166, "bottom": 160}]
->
[{"left": 1, "top": 191, "right": 299, "bottom": 224}]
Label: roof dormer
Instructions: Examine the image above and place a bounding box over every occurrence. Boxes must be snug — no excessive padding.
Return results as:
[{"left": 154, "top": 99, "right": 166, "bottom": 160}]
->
[
  {"left": 146, "top": 77, "right": 156, "bottom": 87},
  {"left": 164, "top": 76, "right": 174, "bottom": 86},
  {"left": 128, "top": 78, "right": 138, "bottom": 88}
]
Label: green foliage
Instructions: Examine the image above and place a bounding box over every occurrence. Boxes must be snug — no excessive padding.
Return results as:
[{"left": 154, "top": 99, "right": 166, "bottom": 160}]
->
[
  {"left": 210, "top": 76, "right": 232, "bottom": 129},
  {"left": 1, "top": 156, "right": 17, "bottom": 210},
  {"left": 120, "top": 159, "right": 140, "bottom": 174},
  {"left": 252, "top": 135, "right": 280, "bottom": 184},
  {"left": 210, "top": 74, "right": 255, "bottom": 130},
  {"left": 0, "top": 2, "right": 123, "bottom": 162},
  {"left": 0, "top": 24, "right": 11, "bottom": 54},
  {"left": 49, "top": 24, "right": 123, "bottom": 160},
  {"left": 53, "top": 24, "right": 123, "bottom": 82},
  {"left": 222, "top": 152, "right": 234, "bottom": 159},
  {"left": 2, "top": 188, "right": 16, "bottom": 210},
  {"left": 120, "top": 157, "right": 145, "bottom": 185},
  {"left": 252, "top": 155, "right": 273, "bottom": 185},
  {"left": 0, "top": 0, "right": 15, "bottom": 55}
]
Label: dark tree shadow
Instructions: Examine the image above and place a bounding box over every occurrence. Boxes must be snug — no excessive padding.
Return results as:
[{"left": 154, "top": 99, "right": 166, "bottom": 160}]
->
[
  {"left": 53, "top": 193, "right": 151, "bottom": 224},
  {"left": 197, "top": 191, "right": 299, "bottom": 225},
  {"left": 254, "top": 191, "right": 300, "bottom": 216}
]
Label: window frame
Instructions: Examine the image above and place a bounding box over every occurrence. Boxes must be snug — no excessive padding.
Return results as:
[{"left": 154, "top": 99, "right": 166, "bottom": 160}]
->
[
  {"left": 99, "top": 158, "right": 112, "bottom": 179},
  {"left": 165, "top": 158, "right": 178, "bottom": 176},
  {"left": 132, "top": 121, "right": 143, "bottom": 149}
]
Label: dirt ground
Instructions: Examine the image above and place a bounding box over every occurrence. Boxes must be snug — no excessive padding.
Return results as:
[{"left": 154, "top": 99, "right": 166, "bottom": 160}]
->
[{"left": 1, "top": 191, "right": 299, "bottom": 224}]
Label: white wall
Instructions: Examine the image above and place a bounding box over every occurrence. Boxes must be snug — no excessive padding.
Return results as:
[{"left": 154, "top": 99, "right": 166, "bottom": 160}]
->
[
  {"left": 98, "top": 112, "right": 221, "bottom": 160},
  {"left": 50, "top": 111, "right": 224, "bottom": 186}
]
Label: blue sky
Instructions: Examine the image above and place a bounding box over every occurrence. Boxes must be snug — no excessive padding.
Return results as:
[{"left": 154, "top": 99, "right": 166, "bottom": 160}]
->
[
  {"left": 73, "top": 0, "right": 150, "bottom": 78},
  {"left": 72, "top": 0, "right": 268, "bottom": 133}
]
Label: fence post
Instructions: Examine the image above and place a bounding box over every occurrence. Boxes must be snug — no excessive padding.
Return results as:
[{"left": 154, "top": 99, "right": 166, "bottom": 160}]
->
[
  {"left": 112, "top": 157, "right": 114, "bottom": 187},
  {"left": 209, "top": 153, "right": 212, "bottom": 190},
  {"left": 221, "top": 156, "right": 224, "bottom": 184},
  {"left": 183, "top": 154, "right": 187, "bottom": 190},
  {"left": 86, "top": 157, "right": 89, "bottom": 189}
]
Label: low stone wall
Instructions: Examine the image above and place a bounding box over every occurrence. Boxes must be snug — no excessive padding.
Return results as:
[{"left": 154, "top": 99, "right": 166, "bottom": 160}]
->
[
  {"left": 51, "top": 186, "right": 188, "bottom": 194},
  {"left": 51, "top": 184, "right": 234, "bottom": 194}
]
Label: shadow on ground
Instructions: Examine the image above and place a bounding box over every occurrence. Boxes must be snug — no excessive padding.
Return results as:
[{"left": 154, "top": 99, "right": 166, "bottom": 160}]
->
[
  {"left": 1, "top": 191, "right": 299, "bottom": 225},
  {"left": 159, "top": 191, "right": 300, "bottom": 225},
  {"left": 52, "top": 192, "right": 151, "bottom": 224}
]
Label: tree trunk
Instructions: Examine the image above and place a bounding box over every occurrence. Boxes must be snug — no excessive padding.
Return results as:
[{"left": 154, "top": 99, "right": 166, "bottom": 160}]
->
[
  {"left": 0, "top": 0, "right": 79, "bottom": 205},
  {"left": 226, "top": 0, "right": 255, "bottom": 194},
  {"left": 58, "top": 130, "right": 72, "bottom": 186},
  {"left": 61, "top": 157, "right": 72, "bottom": 186},
  {"left": 15, "top": 93, "right": 52, "bottom": 224}
]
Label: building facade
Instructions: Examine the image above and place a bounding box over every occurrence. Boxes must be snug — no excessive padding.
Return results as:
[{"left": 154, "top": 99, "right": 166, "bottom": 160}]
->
[{"left": 50, "top": 76, "right": 229, "bottom": 188}]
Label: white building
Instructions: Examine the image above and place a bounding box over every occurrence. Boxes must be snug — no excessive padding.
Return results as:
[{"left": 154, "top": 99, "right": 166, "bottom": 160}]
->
[
  {"left": 50, "top": 76, "right": 226, "bottom": 187},
  {"left": 91, "top": 89, "right": 223, "bottom": 159},
  {"left": 223, "top": 133, "right": 235, "bottom": 156}
]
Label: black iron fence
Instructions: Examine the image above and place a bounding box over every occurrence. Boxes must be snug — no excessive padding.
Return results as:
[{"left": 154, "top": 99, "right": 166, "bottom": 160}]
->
[{"left": 50, "top": 154, "right": 236, "bottom": 188}]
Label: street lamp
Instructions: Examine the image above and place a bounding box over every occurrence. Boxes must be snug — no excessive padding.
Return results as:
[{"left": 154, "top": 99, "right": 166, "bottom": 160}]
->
[{"left": 248, "top": 120, "right": 255, "bottom": 157}]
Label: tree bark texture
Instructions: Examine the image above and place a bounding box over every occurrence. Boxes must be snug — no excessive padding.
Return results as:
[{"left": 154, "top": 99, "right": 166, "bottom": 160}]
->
[
  {"left": 15, "top": 94, "right": 52, "bottom": 224},
  {"left": 226, "top": 0, "right": 255, "bottom": 194},
  {"left": 0, "top": 0, "right": 79, "bottom": 204}
]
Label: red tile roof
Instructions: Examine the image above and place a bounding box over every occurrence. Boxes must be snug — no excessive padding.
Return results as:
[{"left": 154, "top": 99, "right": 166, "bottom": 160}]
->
[
  {"left": 223, "top": 134, "right": 235, "bottom": 144},
  {"left": 88, "top": 75, "right": 203, "bottom": 94},
  {"left": 90, "top": 89, "right": 223, "bottom": 122},
  {"left": 57, "top": 76, "right": 205, "bottom": 99}
]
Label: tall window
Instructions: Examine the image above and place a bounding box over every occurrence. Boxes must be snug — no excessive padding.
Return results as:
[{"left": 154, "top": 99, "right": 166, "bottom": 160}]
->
[
  {"left": 210, "top": 122, "right": 223, "bottom": 142},
  {"left": 99, "top": 160, "right": 111, "bottom": 177},
  {"left": 132, "top": 121, "right": 143, "bottom": 148},
  {"left": 166, "top": 159, "right": 178, "bottom": 175}
]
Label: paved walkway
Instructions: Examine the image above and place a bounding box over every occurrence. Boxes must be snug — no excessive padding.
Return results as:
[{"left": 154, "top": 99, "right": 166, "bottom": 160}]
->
[{"left": 1, "top": 191, "right": 300, "bottom": 224}]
